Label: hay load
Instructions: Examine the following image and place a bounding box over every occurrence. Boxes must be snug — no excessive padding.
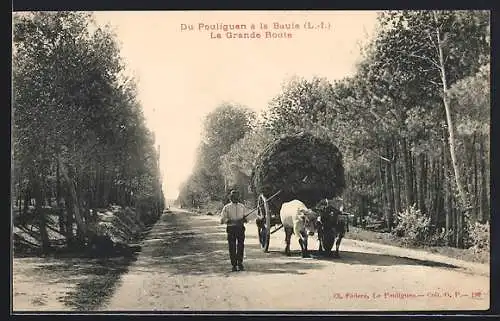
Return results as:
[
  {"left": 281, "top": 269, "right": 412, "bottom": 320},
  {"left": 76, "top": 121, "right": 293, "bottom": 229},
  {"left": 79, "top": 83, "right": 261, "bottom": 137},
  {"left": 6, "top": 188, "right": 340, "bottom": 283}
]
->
[{"left": 250, "top": 132, "right": 345, "bottom": 209}]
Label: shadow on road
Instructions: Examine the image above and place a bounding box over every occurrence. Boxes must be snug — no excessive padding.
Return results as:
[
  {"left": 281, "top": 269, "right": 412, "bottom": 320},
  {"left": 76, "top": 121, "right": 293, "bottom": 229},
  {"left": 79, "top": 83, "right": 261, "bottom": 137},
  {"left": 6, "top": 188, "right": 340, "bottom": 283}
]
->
[
  {"left": 19, "top": 222, "right": 155, "bottom": 311},
  {"left": 309, "top": 250, "right": 459, "bottom": 269},
  {"left": 132, "top": 213, "right": 323, "bottom": 276},
  {"left": 30, "top": 254, "right": 139, "bottom": 311},
  {"left": 132, "top": 212, "right": 459, "bottom": 278},
  {"left": 255, "top": 248, "right": 458, "bottom": 269}
]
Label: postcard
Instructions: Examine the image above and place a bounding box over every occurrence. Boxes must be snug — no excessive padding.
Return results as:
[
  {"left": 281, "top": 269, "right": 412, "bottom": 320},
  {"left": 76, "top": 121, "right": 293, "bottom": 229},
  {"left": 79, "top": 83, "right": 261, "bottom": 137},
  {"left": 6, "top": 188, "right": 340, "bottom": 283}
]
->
[{"left": 12, "top": 10, "right": 490, "bottom": 312}]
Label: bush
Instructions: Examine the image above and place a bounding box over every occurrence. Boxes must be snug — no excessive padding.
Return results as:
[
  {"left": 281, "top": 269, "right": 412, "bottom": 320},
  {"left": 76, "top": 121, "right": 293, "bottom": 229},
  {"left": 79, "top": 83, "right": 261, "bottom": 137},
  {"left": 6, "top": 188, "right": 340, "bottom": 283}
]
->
[
  {"left": 426, "top": 228, "right": 453, "bottom": 247},
  {"left": 392, "top": 205, "right": 431, "bottom": 246},
  {"left": 465, "top": 221, "right": 490, "bottom": 251}
]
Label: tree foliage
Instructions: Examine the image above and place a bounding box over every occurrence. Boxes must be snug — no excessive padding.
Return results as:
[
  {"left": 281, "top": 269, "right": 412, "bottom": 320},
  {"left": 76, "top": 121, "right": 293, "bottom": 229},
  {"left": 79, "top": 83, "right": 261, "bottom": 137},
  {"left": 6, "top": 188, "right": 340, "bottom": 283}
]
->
[
  {"left": 12, "top": 12, "right": 164, "bottom": 252},
  {"left": 177, "top": 103, "right": 255, "bottom": 206},
  {"left": 178, "top": 11, "right": 490, "bottom": 250},
  {"left": 263, "top": 76, "right": 336, "bottom": 136}
]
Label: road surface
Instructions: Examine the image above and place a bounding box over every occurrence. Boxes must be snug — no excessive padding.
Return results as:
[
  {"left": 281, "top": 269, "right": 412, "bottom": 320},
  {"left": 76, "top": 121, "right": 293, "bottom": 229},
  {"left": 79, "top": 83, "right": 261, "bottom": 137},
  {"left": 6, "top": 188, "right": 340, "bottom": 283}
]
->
[{"left": 101, "top": 208, "right": 489, "bottom": 311}]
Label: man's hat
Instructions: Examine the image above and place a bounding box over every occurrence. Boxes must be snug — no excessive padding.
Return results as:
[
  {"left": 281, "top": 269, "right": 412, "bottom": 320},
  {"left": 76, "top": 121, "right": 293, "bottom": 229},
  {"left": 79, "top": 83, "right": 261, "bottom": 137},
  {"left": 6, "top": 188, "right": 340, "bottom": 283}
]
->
[{"left": 230, "top": 189, "right": 239, "bottom": 195}]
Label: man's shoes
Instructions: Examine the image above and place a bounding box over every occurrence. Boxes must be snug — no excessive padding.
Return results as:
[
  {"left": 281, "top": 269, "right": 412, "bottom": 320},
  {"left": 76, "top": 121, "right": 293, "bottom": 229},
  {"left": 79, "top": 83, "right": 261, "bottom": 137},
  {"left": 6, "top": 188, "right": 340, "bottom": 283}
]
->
[
  {"left": 238, "top": 264, "right": 244, "bottom": 271},
  {"left": 232, "top": 266, "right": 238, "bottom": 272}
]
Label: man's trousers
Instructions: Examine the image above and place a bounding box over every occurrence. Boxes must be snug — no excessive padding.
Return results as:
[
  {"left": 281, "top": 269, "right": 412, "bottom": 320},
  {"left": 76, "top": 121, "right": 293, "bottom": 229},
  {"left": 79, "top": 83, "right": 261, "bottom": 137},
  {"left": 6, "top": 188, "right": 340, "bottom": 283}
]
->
[{"left": 226, "top": 225, "right": 245, "bottom": 267}]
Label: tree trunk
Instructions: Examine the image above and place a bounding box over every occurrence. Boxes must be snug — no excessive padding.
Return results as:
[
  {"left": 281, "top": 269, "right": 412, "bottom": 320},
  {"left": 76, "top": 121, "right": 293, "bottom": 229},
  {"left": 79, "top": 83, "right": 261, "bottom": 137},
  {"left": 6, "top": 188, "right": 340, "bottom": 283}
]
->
[
  {"left": 378, "top": 157, "right": 387, "bottom": 224},
  {"left": 451, "top": 203, "right": 456, "bottom": 247},
  {"left": 96, "top": 161, "right": 102, "bottom": 207},
  {"left": 457, "top": 205, "right": 463, "bottom": 248},
  {"left": 424, "top": 154, "right": 430, "bottom": 214},
  {"left": 384, "top": 143, "right": 395, "bottom": 227},
  {"left": 412, "top": 154, "right": 418, "bottom": 206},
  {"left": 484, "top": 134, "right": 490, "bottom": 222},
  {"left": 23, "top": 186, "right": 30, "bottom": 215},
  {"left": 64, "top": 193, "right": 75, "bottom": 244},
  {"left": 103, "top": 171, "right": 111, "bottom": 207},
  {"left": 90, "top": 162, "right": 96, "bottom": 209},
  {"left": 418, "top": 153, "right": 427, "bottom": 217},
  {"left": 479, "top": 137, "right": 487, "bottom": 223},
  {"left": 442, "top": 138, "right": 452, "bottom": 246},
  {"left": 431, "top": 158, "right": 438, "bottom": 229},
  {"left": 390, "top": 161, "right": 399, "bottom": 231},
  {"left": 77, "top": 173, "right": 90, "bottom": 225},
  {"left": 17, "top": 170, "right": 22, "bottom": 215},
  {"left": 401, "top": 138, "right": 414, "bottom": 208},
  {"left": 472, "top": 133, "right": 478, "bottom": 223},
  {"left": 359, "top": 194, "right": 368, "bottom": 227},
  {"left": 433, "top": 11, "right": 469, "bottom": 210},
  {"left": 18, "top": 191, "right": 22, "bottom": 215},
  {"left": 56, "top": 157, "right": 65, "bottom": 233},
  {"left": 59, "top": 160, "right": 87, "bottom": 238},
  {"left": 427, "top": 158, "right": 434, "bottom": 226},
  {"left": 32, "top": 176, "right": 50, "bottom": 253},
  {"left": 437, "top": 157, "right": 445, "bottom": 229}
]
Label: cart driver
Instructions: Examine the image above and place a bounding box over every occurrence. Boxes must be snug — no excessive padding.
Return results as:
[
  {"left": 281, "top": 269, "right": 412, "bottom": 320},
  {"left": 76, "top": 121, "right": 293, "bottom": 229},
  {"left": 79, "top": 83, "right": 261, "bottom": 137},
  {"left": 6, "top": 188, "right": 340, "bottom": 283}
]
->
[{"left": 220, "top": 189, "right": 248, "bottom": 272}]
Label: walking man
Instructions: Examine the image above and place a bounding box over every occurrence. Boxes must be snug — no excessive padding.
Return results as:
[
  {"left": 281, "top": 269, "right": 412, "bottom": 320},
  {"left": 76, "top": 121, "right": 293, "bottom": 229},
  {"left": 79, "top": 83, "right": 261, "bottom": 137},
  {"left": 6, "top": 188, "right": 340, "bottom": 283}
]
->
[{"left": 220, "top": 189, "right": 248, "bottom": 272}]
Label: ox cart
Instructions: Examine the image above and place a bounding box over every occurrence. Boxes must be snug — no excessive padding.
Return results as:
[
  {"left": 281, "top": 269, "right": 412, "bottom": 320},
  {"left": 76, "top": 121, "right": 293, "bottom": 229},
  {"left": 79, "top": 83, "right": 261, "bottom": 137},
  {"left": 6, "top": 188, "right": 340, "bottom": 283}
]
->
[
  {"left": 247, "top": 132, "right": 347, "bottom": 255},
  {"left": 253, "top": 185, "right": 348, "bottom": 254}
]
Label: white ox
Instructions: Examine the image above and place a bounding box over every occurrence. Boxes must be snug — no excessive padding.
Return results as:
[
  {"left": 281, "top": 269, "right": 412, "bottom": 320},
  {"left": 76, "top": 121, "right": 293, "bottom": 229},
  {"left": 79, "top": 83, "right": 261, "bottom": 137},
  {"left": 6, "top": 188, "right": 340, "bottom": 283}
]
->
[{"left": 279, "top": 199, "right": 320, "bottom": 258}]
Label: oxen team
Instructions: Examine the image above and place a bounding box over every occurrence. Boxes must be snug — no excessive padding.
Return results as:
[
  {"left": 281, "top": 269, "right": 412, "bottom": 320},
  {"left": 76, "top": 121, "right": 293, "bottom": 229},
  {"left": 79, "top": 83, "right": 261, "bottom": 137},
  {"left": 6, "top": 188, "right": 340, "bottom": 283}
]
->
[{"left": 279, "top": 199, "right": 348, "bottom": 258}]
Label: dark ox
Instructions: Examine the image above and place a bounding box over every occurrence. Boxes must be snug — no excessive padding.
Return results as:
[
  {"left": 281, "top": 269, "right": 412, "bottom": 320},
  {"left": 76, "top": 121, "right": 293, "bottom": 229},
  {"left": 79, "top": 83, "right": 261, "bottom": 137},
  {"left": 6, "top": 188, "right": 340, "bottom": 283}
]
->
[{"left": 315, "top": 204, "right": 349, "bottom": 257}]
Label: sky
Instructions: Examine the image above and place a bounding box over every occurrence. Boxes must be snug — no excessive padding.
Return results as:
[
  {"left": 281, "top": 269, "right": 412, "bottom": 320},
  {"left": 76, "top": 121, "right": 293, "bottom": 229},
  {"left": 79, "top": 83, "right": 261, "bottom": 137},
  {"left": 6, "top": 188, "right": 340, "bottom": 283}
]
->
[{"left": 92, "top": 11, "right": 379, "bottom": 200}]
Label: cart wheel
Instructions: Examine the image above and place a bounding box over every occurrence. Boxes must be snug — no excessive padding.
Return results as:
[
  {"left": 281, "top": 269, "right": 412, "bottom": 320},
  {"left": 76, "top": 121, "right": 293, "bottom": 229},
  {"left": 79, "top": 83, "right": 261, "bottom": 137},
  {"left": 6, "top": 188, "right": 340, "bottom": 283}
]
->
[{"left": 256, "top": 193, "right": 271, "bottom": 252}]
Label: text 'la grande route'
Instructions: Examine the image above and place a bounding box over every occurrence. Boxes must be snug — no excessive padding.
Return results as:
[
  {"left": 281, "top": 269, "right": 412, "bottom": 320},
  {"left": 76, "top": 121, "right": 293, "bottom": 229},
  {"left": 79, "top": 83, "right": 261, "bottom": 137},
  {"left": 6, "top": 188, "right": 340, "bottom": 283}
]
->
[{"left": 180, "top": 22, "right": 332, "bottom": 39}]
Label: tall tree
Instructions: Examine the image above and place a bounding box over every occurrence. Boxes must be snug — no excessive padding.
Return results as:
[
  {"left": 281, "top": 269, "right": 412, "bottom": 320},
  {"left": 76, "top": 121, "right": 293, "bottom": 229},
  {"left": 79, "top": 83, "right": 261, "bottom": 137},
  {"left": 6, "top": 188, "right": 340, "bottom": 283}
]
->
[
  {"left": 263, "top": 76, "right": 336, "bottom": 136},
  {"left": 178, "top": 103, "right": 255, "bottom": 205},
  {"left": 13, "top": 12, "right": 165, "bottom": 251},
  {"left": 373, "top": 10, "right": 489, "bottom": 210}
]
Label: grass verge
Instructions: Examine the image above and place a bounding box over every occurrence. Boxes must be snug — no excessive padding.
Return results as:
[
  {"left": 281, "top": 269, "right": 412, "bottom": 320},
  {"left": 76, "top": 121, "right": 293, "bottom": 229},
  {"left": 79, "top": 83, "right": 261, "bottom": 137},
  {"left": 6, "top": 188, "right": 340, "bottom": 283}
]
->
[{"left": 346, "top": 226, "right": 490, "bottom": 265}]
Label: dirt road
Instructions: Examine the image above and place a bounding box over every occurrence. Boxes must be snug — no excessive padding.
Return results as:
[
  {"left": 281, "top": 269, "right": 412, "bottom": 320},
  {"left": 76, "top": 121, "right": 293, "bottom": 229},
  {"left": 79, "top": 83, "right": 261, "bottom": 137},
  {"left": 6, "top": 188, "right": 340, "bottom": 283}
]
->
[{"left": 99, "top": 209, "right": 489, "bottom": 311}]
